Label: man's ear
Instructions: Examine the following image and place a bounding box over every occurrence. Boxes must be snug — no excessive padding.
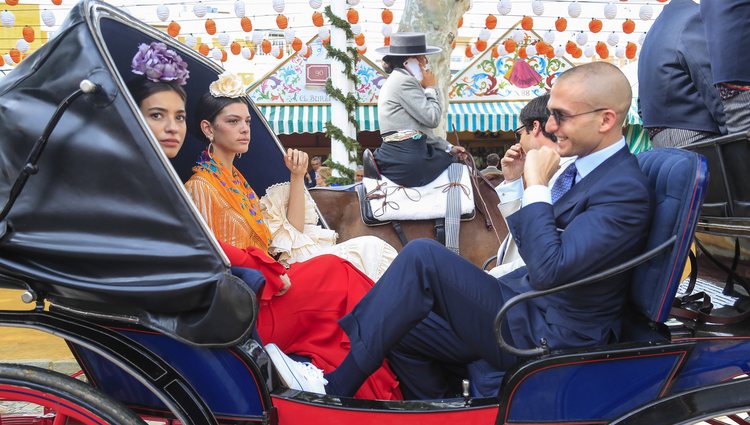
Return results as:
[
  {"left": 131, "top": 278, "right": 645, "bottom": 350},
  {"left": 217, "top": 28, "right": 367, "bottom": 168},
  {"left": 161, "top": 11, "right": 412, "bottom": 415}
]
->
[
  {"left": 531, "top": 120, "right": 543, "bottom": 135},
  {"left": 599, "top": 110, "right": 619, "bottom": 133}
]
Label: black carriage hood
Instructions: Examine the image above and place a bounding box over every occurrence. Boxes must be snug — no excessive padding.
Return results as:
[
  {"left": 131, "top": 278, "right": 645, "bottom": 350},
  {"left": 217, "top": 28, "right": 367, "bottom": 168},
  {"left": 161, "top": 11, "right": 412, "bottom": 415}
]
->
[{"left": 0, "top": 1, "right": 259, "bottom": 346}]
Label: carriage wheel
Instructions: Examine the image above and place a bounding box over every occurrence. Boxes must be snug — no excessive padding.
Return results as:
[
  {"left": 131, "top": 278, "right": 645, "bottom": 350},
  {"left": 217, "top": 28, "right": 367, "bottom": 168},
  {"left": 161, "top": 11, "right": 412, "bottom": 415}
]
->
[{"left": 0, "top": 363, "right": 145, "bottom": 425}]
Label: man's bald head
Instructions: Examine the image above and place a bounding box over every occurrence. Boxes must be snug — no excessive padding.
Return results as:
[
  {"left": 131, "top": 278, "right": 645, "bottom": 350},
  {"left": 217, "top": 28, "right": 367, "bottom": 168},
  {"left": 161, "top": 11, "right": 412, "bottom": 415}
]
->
[{"left": 556, "top": 62, "right": 632, "bottom": 127}]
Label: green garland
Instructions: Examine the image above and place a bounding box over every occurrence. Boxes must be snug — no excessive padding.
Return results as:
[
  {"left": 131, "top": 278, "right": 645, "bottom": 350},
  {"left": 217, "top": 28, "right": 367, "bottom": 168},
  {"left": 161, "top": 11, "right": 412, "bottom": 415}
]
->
[{"left": 321, "top": 4, "right": 361, "bottom": 185}]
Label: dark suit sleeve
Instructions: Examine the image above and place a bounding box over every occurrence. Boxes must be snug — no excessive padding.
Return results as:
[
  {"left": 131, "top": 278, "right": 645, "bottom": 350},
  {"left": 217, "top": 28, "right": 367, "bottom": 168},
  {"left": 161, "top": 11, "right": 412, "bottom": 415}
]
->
[{"left": 506, "top": 172, "right": 651, "bottom": 291}]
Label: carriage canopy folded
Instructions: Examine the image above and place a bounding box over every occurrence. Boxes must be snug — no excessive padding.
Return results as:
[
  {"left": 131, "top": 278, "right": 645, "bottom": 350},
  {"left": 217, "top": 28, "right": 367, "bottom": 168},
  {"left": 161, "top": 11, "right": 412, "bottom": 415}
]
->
[{"left": 0, "top": 0, "right": 290, "bottom": 346}]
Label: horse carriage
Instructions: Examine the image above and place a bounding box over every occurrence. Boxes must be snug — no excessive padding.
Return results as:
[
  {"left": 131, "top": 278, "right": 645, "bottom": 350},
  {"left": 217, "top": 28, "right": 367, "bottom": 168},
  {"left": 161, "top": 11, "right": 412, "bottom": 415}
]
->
[{"left": 1, "top": 2, "right": 750, "bottom": 424}]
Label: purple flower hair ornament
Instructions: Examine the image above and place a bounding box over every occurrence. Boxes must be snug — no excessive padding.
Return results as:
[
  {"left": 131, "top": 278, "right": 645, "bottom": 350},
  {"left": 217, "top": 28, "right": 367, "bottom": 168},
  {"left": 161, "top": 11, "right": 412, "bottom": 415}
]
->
[{"left": 131, "top": 42, "right": 190, "bottom": 85}]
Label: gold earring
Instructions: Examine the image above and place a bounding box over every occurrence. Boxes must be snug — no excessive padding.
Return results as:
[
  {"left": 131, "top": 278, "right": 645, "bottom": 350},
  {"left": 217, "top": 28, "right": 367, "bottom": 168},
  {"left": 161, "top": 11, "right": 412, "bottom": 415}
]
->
[{"left": 208, "top": 141, "right": 215, "bottom": 159}]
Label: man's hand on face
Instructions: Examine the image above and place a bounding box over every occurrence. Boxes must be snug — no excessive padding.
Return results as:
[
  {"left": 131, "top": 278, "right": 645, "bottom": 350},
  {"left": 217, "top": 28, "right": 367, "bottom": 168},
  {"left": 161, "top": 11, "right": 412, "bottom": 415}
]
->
[
  {"left": 523, "top": 145, "right": 561, "bottom": 187},
  {"left": 500, "top": 143, "right": 525, "bottom": 182}
]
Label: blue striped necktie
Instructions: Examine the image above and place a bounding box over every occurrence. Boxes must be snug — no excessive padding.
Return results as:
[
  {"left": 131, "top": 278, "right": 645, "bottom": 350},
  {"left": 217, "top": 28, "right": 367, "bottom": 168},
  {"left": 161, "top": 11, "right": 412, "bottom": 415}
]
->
[{"left": 551, "top": 163, "right": 577, "bottom": 204}]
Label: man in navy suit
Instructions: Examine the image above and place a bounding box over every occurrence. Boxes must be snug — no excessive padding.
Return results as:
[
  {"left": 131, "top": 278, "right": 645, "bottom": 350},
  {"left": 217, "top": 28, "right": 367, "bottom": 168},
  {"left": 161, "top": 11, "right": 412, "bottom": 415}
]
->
[
  {"left": 267, "top": 62, "right": 653, "bottom": 398},
  {"left": 638, "top": 0, "right": 726, "bottom": 147},
  {"left": 701, "top": 1, "right": 750, "bottom": 133}
]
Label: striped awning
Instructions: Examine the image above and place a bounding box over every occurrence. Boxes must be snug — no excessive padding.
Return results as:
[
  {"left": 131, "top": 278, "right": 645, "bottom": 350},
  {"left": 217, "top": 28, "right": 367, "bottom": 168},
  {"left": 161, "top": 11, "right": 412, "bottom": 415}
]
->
[{"left": 258, "top": 100, "right": 643, "bottom": 135}]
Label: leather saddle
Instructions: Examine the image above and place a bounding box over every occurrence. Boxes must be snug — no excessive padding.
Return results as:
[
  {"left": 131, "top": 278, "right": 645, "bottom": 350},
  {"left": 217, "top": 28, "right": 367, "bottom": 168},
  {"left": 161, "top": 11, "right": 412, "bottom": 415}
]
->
[{"left": 363, "top": 149, "right": 381, "bottom": 180}]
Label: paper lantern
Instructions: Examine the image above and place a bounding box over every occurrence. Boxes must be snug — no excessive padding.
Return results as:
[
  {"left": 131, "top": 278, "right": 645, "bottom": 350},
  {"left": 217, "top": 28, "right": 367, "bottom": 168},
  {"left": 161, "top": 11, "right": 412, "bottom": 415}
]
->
[
  {"left": 478, "top": 28, "right": 491, "bottom": 42},
  {"left": 1, "top": 10, "right": 15, "bottom": 27},
  {"left": 355, "top": 33, "right": 365, "bottom": 46},
  {"left": 205, "top": 18, "right": 216, "bottom": 35},
  {"left": 383, "top": 0, "right": 395, "bottom": 7},
  {"left": 535, "top": 41, "right": 548, "bottom": 55},
  {"left": 218, "top": 32, "right": 230, "bottom": 46},
  {"left": 347, "top": 9, "right": 359, "bottom": 24},
  {"left": 234, "top": 1, "right": 246, "bottom": 18},
  {"left": 272, "top": 0, "right": 285, "bottom": 14},
  {"left": 193, "top": 2, "right": 207, "bottom": 18},
  {"left": 16, "top": 39, "right": 29, "bottom": 53},
  {"left": 312, "top": 11, "right": 324, "bottom": 27},
  {"left": 0, "top": 55, "right": 4, "bottom": 67},
  {"left": 596, "top": 41, "right": 609, "bottom": 59},
  {"left": 584, "top": 45, "right": 595, "bottom": 58},
  {"left": 303, "top": 44, "right": 312, "bottom": 58},
  {"left": 622, "top": 19, "right": 635, "bottom": 34},
  {"left": 252, "top": 30, "right": 265, "bottom": 45},
  {"left": 457, "top": 16, "right": 463, "bottom": 28},
  {"left": 184, "top": 34, "right": 198, "bottom": 48},
  {"left": 198, "top": 43, "right": 209, "bottom": 56},
  {"left": 491, "top": 45, "right": 500, "bottom": 58},
  {"left": 555, "top": 45, "right": 565, "bottom": 57},
  {"left": 351, "top": 23, "right": 362, "bottom": 35},
  {"left": 638, "top": 32, "right": 647, "bottom": 45},
  {"left": 222, "top": 50, "right": 229, "bottom": 62},
  {"left": 348, "top": 0, "right": 360, "bottom": 5},
  {"left": 167, "top": 21, "right": 180, "bottom": 37},
  {"left": 261, "top": 39, "right": 272, "bottom": 54},
  {"left": 357, "top": 45, "right": 367, "bottom": 54},
  {"left": 511, "top": 30, "right": 523, "bottom": 44},
  {"left": 270, "top": 46, "right": 280, "bottom": 58},
  {"left": 230, "top": 41, "right": 241, "bottom": 55},
  {"left": 241, "top": 16, "right": 252, "bottom": 32},
  {"left": 22, "top": 25, "right": 34, "bottom": 42},
  {"left": 292, "top": 37, "right": 303, "bottom": 51},
  {"left": 451, "top": 40, "right": 455, "bottom": 49},
  {"left": 274, "top": 46, "right": 284, "bottom": 59},
  {"left": 9, "top": 48, "right": 21, "bottom": 63},
  {"left": 156, "top": 4, "right": 169, "bottom": 22},
  {"left": 5, "top": 0, "right": 18, "bottom": 6},
  {"left": 284, "top": 28, "right": 295, "bottom": 43},
  {"left": 526, "top": 44, "right": 537, "bottom": 56},
  {"left": 607, "top": 32, "right": 619, "bottom": 46},
  {"left": 555, "top": 17, "right": 567, "bottom": 32},
  {"left": 504, "top": 38, "right": 517, "bottom": 54},
  {"left": 626, "top": 41, "right": 637, "bottom": 59},
  {"left": 298, "top": 44, "right": 309, "bottom": 57},
  {"left": 543, "top": 29, "right": 555, "bottom": 44},
  {"left": 521, "top": 16, "right": 533, "bottom": 31},
  {"left": 241, "top": 46, "right": 254, "bottom": 60},
  {"left": 309, "top": 0, "right": 322, "bottom": 9},
  {"left": 531, "top": 0, "right": 544, "bottom": 16},
  {"left": 572, "top": 48, "right": 582, "bottom": 59},
  {"left": 382, "top": 8, "right": 393, "bottom": 24},
  {"left": 3, "top": 53, "right": 14, "bottom": 66},
  {"left": 41, "top": 10, "right": 55, "bottom": 27},
  {"left": 518, "top": 46, "right": 527, "bottom": 59},
  {"left": 546, "top": 49, "right": 555, "bottom": 59},
  {"left": 566, "top": 40, "right": 577, "bottom": 54},
  {"left": 568, "top": 1, "right": 581, "bottom": 18},
  {"left": 589, "top": 19, "right": 602, "bottom": 34},
  {"left": 210, "top": 47, "right": 222, "bottom": 60},
  {"left": 497, "top": 0, "right": 511, "bottom": 16},
  {"left": 639, "top": 5, "right": 653, "bottom": 21},
  {"left": 381, "top": 24, "right": 392, "bottom": 37},
  {"left": 51, "top": 0, "right": 62, "bottom": 4},
  {"left": 318, "top": 27, "right": 330, "bottom": 41},
  {"left": 476, "top": 40, "right": 487, "bottom": 51},
  {"left": 276, "top": 14, "right": 288, "bottom": 30},
  {"left": 464, "top": 45, "right": 473, "bottom": 58},
  {"left": 486, "top": 14, "right": 497, "bottom": 30},
  {"left": 576, "top": 31, "right": 588, "bottom": 46},
  {"left": 615, "top": 45, "right": 626, "bottom": 59},
  {"left": 603, "top": 2, "right": 617, "bottom": 19}
]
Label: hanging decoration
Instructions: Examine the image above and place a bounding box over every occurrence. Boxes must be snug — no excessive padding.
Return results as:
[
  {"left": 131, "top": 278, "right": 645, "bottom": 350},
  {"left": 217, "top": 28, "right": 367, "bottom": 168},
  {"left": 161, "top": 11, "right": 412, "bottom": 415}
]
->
[
  {"left": 16, "top": 39, "right": 29, "bottom": 53},
  {"left": 357, "top": 45, "right": 367, "bottom": 54},
  {"left": 210, "top": 47, "right": 222, "bottom": 60},
  {"left": 503, "top": 38, "right": 516, "bottom": 54},
  {"left": 193, "top": 2, "right": 207, "bottom": 18},
  {"left": 584, "top": 45, "right": 595, "bottom": 58},
  {"left": 531, "top": 0, "right": 544, "bottom": 16},
  {"left": 312, "top": 11, "right": 324, "bottom": 27},
  {"left": 319, "top": 26, "right": 331, "bottom": 41},
  {"left": 3, "top": 53, "right": 14, "bottom": 67},
  {"left": 241, "top": 46, "right": 254, "bottom": 60},
  {"left": 198, "top": 43, "right": 210, "bottom": 56},
  {"left": 261, "top": 39, "right": 272, "bottom": 54},
  {"left": 1, "top": 10, "right": 15, "bottom": 28},
  {"left": 351, "top": 23, "right": 361, "bottom": 35},
  {"left": 555, "top": 17, "right": 567, "bottom": 32},
  {"left": 497, "top": 0, "right": 511, "bottom": 16},
  {"left": 623, "top": 19, "right": 635, "bottom": 34},
  {"left": 486, "top": 14, "right": 497, "bottom": 30},
  {"left": 639, "top": 5, "right": 653, "bottom": 21},
  {"left": 568, "top": 1, "right": 581, "bottom": 18},
  {"left": 383, "top": 0, "right": 395, "bottom": 7},
  {"left": 566, "top": 40, "right": 576, "bottom": 54},
  {"left": 252, "top": 30, "right": 265, "bottom": 45},
  {"left": 184, "top": 34, "right": 198, "bottom": 48},
  {"left": 607, "top": 32, "right": 619, "bottom": 46},
  {"left": 5, "top": 0, "right": 18, "bottom": 6},
  {"left": 616, "top": 45, "right": 625, "bottom": 59},
  {"left": 603, "top": 2, "right": 617, "bottom": 20},
  {"left": 626, "top": 41, "right": 637, "bottom": 59},
  {"left": 276, "top": 14, "right": 288, "bottom": 30},
  {"left": 322, "top": 4, "right": 361, "bottom": 184},
  {"left": 576, "top": 31, "right": 588, "bottom": 46},
  {"left": 382, "top": 8, "right": 393, "bottom": 24},
  {"left": 156, "top": 4, "right": 169, "bottom": 22},
  {"left": 554, "top": 45, "right": 565, "bottom": 57},
  {"left": 0, "top": 55, "right": 4, "bottom": 67},
  {"left": 381, "top": 24, "right": 392, "bottom": 37},
  {"left": 284, "top": 28, "right": 296, "bottom": 43},
  {"left": 167, "top": 20, "right": 180, "bottom": 37},
  {"left": 218, "top": 32, "right": 230, "bottom": 46},
  {"left": 638, "top": 32, "right": 647, "bottom": 45},
  {"left": 355, "top": 33, "right": 365, "bottom": 46},
  {"left": 22, "top": 25, "right": 34, "bottom": 43},
  {"left": 205, "top": 18, "right": 216, "bottom": 35},
  {"left": 41, "top": 10, "right": 55, "bottom": 27},
  {"left": 9, "top": 47, "right": 21, "bottom": 63},
  {"left": 521, "top": 16, "right": 533, "bottom": 31},
  {"left": 230, "top": 41, "right": 241, "bottom": 55},
  {"left": 241, "top": 16, "right": 252, "bottom": 32},
  {"left": 596, "top": 41, "right": 609, "bottom": 59},
  {"left": 309, "top": 0, "right": 322, "bottom": 9},
  {"left": 292, "top": 37, "right": 303, "bottom": 51},
  {"left": 272, "top": 0, "right": 285, "bottom": 14},
  {"left": 347, "top": 0, "right": 360, "bottom": 5},
  {"left": 511, "top": 30, "right": 523, "bottom": 44},
  {"left": 457, "top": 15, "right": 463, "bottom": 28},
  {"left": 234, "top": 1, "right": 246, "bottom": 18},
  {"left": 476, "top": 39, "right": 487, "bottom": 52},
  {"left": 589, "top": 18, "right": 602, "bottom": 33},
  {"left": 51, "top": 0, "right": 62, "bottom": 5},
  {"left": 543, "top": 29, "right": 555, "bottom": 44}
]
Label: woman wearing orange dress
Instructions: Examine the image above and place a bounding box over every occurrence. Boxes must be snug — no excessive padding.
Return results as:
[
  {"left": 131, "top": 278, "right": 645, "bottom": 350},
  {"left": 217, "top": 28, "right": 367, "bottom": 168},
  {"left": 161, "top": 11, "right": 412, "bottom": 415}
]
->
[{"left": 184, "top": 72, "right": 401, "bottom": 400}]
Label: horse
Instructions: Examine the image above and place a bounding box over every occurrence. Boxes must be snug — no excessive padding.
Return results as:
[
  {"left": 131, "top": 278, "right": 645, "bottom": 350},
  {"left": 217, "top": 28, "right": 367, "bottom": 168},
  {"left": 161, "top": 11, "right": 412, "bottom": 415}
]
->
[{"left": 309, "top": 167, "right": 507, "bottom": 269}]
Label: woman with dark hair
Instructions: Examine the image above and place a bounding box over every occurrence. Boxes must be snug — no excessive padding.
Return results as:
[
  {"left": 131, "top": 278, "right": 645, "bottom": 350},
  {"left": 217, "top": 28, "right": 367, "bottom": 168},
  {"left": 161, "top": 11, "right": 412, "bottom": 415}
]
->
[
  {"left": 184, "top": 73, "right": 401, "bottom": 400},
  {"left": 373, "top": 32, "right": 466, "bottom": 187}
]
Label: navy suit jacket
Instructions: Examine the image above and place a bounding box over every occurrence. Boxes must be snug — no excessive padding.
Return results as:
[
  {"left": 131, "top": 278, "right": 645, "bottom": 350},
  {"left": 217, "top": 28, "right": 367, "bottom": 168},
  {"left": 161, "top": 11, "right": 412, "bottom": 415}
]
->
[
  {"left": 499, "top": 147, "right": 653, "bottom": 351},
  {"left": 701, "top": 0, "right": 750, "bottom": 85},
  {"left": 638, "top": 0, "right": 726, "bottom": 134}
]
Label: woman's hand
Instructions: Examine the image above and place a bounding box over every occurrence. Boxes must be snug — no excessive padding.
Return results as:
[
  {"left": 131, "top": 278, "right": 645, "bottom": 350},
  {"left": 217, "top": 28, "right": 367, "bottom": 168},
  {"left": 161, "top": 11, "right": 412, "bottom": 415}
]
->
[
  {"left": 275, "top": 273, "right": 292, "bottom": 296},
  {"left": 450, "top": 145, "right": 468, "bottom": 161},
  {"left": 284, "top": 148, "right": 309, "bottom": 178},
  {"left": 419, "top": 56, "right": 437, "bottom": 88}
]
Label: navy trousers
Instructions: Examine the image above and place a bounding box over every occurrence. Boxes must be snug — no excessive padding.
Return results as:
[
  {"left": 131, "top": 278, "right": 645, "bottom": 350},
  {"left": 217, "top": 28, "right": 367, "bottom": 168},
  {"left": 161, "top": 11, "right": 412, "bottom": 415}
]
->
[{"left": 339, "top": 239, "right": 518, "bottom": 398}]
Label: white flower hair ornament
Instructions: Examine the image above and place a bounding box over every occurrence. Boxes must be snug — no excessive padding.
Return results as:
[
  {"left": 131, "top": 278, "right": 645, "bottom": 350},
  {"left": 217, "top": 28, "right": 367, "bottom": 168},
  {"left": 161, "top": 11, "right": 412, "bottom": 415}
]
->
[{"left": 209, "top": 72, "right": 246, "bottom": 98}]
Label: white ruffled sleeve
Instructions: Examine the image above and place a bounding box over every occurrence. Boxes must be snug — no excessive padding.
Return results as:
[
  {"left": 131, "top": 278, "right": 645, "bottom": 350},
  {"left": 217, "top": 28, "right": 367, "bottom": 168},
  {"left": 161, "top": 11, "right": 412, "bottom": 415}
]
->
[{"left": 260, "top": 182, "right": 338, "bottom": 266}]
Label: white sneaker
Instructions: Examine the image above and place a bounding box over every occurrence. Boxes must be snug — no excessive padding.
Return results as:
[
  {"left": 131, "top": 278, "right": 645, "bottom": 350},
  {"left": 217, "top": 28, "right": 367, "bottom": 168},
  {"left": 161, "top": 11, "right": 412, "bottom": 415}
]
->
[{"left": 265, "top": 343, "right": 328, "bottom": 394}]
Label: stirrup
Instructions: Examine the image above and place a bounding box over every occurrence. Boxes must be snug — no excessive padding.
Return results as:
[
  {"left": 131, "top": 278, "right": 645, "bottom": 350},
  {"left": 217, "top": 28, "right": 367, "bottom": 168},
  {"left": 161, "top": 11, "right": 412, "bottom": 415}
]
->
[{"left": 363, "top": 149, "right": 381, "bottom": 180}]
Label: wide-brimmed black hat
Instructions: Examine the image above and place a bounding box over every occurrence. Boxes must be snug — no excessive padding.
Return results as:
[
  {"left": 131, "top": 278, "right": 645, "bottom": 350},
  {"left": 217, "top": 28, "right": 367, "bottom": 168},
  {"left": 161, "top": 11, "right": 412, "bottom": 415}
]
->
[{"left": 375, "top": 32, "right": 442, "bottom": 56}]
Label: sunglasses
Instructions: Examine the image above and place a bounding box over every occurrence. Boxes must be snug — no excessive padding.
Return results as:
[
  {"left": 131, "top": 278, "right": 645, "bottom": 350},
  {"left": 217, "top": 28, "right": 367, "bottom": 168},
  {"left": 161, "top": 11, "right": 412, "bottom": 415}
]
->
[
  {"left": 514, "top": 125, "right": 526, "bottom": 143},
  {"left": 549, "top": 108, "right": 608, "bottom": 124}
]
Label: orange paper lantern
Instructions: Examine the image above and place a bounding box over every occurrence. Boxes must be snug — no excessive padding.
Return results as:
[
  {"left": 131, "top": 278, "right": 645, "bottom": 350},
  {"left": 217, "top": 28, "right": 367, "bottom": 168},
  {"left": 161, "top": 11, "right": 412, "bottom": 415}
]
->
[
  {"left": 625, "top": 42, "right": 637, "bottom": 59},
  {"left": 261, "top": 39, "right": 272, "bottom": 54},
  {"left": 167, "top": 21, "right": 180, "bottom": 37},
  {"left": 384, "top": 36, "right": 390, "bottom": 46},
  {"left": 0, "top": 55, "right": 4, "bottom": 67},
  {"left": 589, "top": 18, "right": 602, "bottom": 33},
  {"left": 275, "top": 48, "right": 284, "bottom": 59},
  {"left": 51, "top": 0, "right": 62, "bottom": 4},
  {"left": 457, "top": 16, "right": 463, "bottom": 28},
  {"left": 230, "top": 41, "right": 241, "bottom": 55},
  {"left": 464, "top": 44, "right": 473, "bottom": 58},
  {"left": 221, "top": 49, "right": 228, "bottom": 62},
  {"left": 504, "top": 38, "right": 517, "bottom": 54},
  {"left": 546, "top": 49, "right": 555, "bottom": 59},
  {"left": 292, "top": 37, "right": 303, "bottom": 51},
  {"left": 521, "top": 16, "right": 533, "bottom": 31},
  {"left": 245, "top": 48, "right": 255, "bottom": 60},
  {"left": 205, "top": 18, "right": 216, "bottom": 35},
  {"left": 355, "top": 33, "right": 365, "bottom": 46},
  {"left": 22, "top": 25, "right": 34, "bottom": 42},
  {"left": 382, "top": 8, "right": 393, "bottom": 24},
  {"left": 198, "top": 43, "right": 209, "bottom": 56},
  {"left": 6, "top": 0, "right": 18, "bottom": 6},
  {"left": 622, "top": 19, "right": 635, "bottom": 34},
  {"left": 476, "top": 40, "right": 487, "bottom": 51},
  {"left": 486, "top": 14, "right": 497, "bottom": 30},
  {"left": 596, "top": 41, "right": 609, "bottom": 59},
  {"left": 451, "top": 40, "right": 456, "bottom": 49},
  {"left": 240, "top": 16, "right": 252, "bottom": 32},
  {"left": 572, "top": 48, "right": 582, "bottom": 59},
  {"left": 312, "top": 11, "right": 324, "bottom": 27},
  {"left": 566, "top": 40, "right": 577, "bottom": 54},
  {"left": 491, "top": 45, "right": 500, "bottom": 58},
  {"left": 555, "top": 17, "right": 567, "bottom": 32},
  {"left": 9, "top": 48, "right": 20, "bottom": 63},
  {"left": 357, "top": 46, "right": 367, "bottom": 54},
  {"left": 518, "top": 46, "right": 527, "bottom": 59},
  {"left": 347, "top": 8, "right": 358, "bottom": 24},
  {"left": 535, "top": 41, "right": 548, "bottom": 55},
  {"left": 304, "top": 47, "right": 312, "bottom": 58},
  {"left": 276, "top": 14, "right": 288, "bottom": 29}
]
